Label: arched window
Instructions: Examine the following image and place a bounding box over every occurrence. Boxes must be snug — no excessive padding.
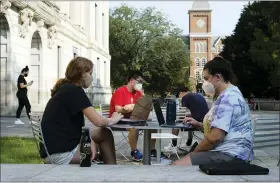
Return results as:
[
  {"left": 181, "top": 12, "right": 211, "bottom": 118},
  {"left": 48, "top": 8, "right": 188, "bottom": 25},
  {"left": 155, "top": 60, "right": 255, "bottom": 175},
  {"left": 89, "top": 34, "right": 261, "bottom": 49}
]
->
[
  {"left": 195, "top": 42, "right": 199, "bottom": 53},
  {"left": 199, "top": 42, "right": 203, "bottom": 53},
  {"left": 218, "top": 45, "right": 224, "bottom": 52},
  {"left": 196, "top": 71, "right": 200, "bottom": 81},
  {"left": 201, "top": 58, "right": 206, "bottom": 66},
  {"left": 203, "top": 42, "right": 207, "bottom": 52},
  {"left": 195, "top": 58, "right": 200, "bottom": 67}
]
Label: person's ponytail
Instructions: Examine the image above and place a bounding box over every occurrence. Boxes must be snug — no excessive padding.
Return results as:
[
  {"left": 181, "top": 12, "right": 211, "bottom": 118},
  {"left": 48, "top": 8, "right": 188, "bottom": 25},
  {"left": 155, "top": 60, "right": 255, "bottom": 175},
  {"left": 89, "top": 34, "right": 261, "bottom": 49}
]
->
[
  {"left": 21, "top": 66, "right": 29, "bottom": 73},
  {"left": 51, "top": 78, "right": 68, "bottom": 97}
]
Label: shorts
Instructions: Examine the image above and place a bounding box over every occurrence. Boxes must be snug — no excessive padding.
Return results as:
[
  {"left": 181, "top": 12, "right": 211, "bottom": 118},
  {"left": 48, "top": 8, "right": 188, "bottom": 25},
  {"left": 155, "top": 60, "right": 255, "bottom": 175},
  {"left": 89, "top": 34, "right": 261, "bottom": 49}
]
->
[
  {"left": 190, "top": 151, "right": 243, "bottom": 165},
  {"left": 45, "top": 145, "right": 79, "bottom": 164}
]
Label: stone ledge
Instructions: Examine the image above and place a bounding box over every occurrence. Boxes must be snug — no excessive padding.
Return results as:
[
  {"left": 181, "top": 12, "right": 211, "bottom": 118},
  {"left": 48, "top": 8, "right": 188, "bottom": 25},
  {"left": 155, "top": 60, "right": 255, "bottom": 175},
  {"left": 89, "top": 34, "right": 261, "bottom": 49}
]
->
[{"left": 1, "top": 164, "right": 279, "bottom": 182}]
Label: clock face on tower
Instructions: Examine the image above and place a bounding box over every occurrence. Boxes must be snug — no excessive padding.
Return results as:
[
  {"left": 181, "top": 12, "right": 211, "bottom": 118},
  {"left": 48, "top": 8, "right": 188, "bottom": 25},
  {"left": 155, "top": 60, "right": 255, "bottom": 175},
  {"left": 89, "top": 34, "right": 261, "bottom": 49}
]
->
[{"left": 196, "top": 19, "right": 205, "bottom": 28}]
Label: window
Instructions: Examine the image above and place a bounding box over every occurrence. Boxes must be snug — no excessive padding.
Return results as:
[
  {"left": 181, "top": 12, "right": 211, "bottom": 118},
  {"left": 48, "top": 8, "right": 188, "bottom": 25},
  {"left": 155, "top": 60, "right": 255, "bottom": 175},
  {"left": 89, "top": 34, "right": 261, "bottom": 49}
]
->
[
  {"left": 201, "top": 58, "right": 206, "bottom": 66},
  {"left": 104, "top": 61, "right": 107, "bottom": 86},
  {"left": 95, "top": 3, "right": 98, "bottom": 40},
  {"left": 195, "top": 58, "right": 200, "bottom": 67},
  {"left": 195, "top": 42, "right": 199, "bottom": 53},
  {"left": 195, "top": 42, "right": 207, "bottom": 53},
  {"left": 73, "top": 47, "right": 78, "bottom": 58},
  {"left": 96, "top": 57, "right": 100, "bottom": 85},
  {"left": 199, "top": 42, "right": 203, "bottom": 53},
  {"left": 196, "top": 71, "right": 200, "bottom": 81},
  {"left": 203, "top": 42, "right": 207, "bottom": 52},
  {"left": 218, "top": 45, "right": 224, "bottom": 52}
]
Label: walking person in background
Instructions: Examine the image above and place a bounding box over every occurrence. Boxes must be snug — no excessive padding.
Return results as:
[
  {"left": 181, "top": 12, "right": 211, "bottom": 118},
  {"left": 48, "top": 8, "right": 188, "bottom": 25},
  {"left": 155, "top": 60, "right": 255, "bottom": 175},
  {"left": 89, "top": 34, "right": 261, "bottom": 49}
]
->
[{"left": 15, "top": 66, "right": 33, "bottom": 125}]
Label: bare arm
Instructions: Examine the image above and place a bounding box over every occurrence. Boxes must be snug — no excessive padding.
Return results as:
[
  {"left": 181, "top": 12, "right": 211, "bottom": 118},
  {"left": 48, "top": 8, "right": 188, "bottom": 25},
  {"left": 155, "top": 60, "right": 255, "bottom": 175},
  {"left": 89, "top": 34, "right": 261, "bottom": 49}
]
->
[
  {"left": 20, "top": 83, "right": 30, "bottom": 88},
  {"left": 83, "top": 106, "right": 117, "bottom": 127},
  {"left": 193, "top": 128, "right": 226, "bottom": 152}
]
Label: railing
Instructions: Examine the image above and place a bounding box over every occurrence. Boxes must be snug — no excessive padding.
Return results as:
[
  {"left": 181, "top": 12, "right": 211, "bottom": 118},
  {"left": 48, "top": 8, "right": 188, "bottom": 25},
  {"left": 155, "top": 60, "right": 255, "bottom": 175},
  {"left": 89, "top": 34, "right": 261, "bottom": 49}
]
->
[{"left": 254, "top": 100, "right": 280, "bottom": 111}]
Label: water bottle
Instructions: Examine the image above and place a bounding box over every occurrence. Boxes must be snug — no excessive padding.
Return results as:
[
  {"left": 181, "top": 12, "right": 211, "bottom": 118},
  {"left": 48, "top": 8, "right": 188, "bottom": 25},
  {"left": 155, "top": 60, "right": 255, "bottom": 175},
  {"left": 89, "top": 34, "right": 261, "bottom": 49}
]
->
[{"left": 80, "top": 127, "right": 92, "bottom": 167}]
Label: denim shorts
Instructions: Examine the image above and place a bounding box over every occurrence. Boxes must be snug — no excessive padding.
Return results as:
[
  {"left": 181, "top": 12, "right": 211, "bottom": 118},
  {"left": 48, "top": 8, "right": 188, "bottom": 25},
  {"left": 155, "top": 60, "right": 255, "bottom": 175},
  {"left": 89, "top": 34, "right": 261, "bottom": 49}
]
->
[{"left": 45, "top": 145, "right": 79, "bottom": 164}]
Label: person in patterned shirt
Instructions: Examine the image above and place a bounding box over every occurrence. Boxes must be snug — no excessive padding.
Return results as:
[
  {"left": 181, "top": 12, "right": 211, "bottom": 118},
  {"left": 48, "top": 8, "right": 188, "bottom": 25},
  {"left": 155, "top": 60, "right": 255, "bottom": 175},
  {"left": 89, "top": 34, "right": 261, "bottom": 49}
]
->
[{"left": 173, "top": 56, "right": 254, "bottom": 166}]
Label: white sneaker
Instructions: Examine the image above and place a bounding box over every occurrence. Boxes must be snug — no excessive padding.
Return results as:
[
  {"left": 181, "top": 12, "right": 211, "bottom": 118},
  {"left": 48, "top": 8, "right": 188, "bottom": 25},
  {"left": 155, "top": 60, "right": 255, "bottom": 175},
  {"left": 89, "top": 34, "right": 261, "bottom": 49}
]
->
[
  {"left": 163, "top": 143, "right": 177, "bottom": 153},
  {"left": 15, "top": 119, "right": 24, "bottom": 125}
]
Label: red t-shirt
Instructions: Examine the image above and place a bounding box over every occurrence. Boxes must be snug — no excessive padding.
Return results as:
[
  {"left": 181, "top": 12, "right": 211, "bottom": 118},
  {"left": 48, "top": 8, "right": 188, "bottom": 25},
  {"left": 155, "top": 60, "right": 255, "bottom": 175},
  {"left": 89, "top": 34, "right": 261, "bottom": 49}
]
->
[{"left": 109, "top": 85, "right": 143, "bottom": 118}]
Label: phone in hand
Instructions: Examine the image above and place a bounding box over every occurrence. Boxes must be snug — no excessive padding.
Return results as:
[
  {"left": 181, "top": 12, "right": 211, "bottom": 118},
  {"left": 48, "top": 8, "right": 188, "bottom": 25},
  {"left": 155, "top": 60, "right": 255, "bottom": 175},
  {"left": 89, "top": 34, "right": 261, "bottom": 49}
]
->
[{"left": 28, "top": 81, "right": 34, "bottom": 85}]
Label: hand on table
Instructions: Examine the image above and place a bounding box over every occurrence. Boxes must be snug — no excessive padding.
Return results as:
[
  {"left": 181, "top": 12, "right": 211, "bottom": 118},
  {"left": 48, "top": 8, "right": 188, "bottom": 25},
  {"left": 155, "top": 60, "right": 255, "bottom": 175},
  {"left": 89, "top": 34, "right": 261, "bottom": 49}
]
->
[
  {"left": 183, "top": 117, "right": 201, "bottom": 128},
  {"left": 110, "top": 112, "right": 124, "bottom": 124}
]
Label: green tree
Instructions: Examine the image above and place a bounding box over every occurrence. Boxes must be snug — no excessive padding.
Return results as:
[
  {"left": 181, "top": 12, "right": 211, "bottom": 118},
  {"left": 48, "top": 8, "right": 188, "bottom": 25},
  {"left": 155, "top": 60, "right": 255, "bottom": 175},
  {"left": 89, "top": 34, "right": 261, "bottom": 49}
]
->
[
  {"left": 220, "top": 1, "right": 280, "bottom": 99},
  {"left": 109, "top": 5, "right": 189, "bottom": 95}
]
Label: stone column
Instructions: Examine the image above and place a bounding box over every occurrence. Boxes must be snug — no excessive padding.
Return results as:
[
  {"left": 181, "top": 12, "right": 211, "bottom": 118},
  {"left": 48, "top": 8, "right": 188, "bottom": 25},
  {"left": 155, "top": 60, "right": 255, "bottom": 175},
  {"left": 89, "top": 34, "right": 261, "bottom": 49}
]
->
[
  {"left": 69, "top": 1, "right": 81, "bottom": 26},
  {"left": 90, "top": 2, "right": 96, "bottom": 42},
  {"left": 83, "top": 1, "right": 90, "bottom": 35},
  {"left": 95, "top": 2, "right": 102, "bottom": 44},
  {"left": 102, "top": 6, "right": 109, "bottom": 50}
]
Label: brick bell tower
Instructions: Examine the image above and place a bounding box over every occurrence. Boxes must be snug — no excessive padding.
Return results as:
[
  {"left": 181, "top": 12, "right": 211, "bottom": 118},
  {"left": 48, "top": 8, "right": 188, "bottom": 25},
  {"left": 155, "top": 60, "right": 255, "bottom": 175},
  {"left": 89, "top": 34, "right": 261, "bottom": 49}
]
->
[{"left": 188, "top": 1, "right": 212, "bottom": 92}]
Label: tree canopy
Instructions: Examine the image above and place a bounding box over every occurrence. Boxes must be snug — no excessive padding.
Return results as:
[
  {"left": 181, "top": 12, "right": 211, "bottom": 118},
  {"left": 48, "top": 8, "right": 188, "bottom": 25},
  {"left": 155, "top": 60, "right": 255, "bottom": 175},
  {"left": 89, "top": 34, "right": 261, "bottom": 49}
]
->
[
  {"left": 109, "top": 5, "right": 189, "bottom": 96},
  {"left": 220, "top": 1, "right": 280, "bottom": 99}
]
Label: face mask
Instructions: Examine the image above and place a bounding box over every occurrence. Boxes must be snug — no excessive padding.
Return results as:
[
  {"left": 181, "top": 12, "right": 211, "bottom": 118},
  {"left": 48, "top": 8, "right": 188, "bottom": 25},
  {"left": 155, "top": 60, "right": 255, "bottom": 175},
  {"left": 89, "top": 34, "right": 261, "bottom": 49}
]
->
[
  {"left": 134, "top": 83, "right": 142, "bottom": 91},
  {"left": 81, "top": 73, "right": 93, "bottom": 88},
  {"left": 202, "top": 81, "right": 215, "bottom": 94},
  {"left": 24, "top": 73, "right": 28, "bottom": 77}
]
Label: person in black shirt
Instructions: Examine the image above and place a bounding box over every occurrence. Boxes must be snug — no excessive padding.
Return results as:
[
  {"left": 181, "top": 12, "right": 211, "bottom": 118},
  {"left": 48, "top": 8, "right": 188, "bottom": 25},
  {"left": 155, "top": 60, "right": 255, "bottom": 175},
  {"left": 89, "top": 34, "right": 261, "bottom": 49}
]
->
[
  {"left": 41, "top": 57, "right": 123, "bottom": 165},
  {"left": 15, "top": 66, "right": 33, "bottom": 125},
  {"left": 163, "top": 87, "right": 209, "bottom": 152}
]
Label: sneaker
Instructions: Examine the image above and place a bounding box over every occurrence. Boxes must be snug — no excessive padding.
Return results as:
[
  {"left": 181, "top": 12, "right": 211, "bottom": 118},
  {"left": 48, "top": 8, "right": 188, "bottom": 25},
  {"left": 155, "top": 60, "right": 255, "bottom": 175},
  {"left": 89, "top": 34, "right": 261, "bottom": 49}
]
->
[
  {"left": 151, "top": 149, "right": 168, "bottom": 159},
  {"left": 131, "top": 149, "right": 143, "bottom": 161},
  {"left": 163, "top": 143, "right": 177, "bottom": 153},
  {"left": 15, "top": 119, "right": 24, "bottom": 125}
]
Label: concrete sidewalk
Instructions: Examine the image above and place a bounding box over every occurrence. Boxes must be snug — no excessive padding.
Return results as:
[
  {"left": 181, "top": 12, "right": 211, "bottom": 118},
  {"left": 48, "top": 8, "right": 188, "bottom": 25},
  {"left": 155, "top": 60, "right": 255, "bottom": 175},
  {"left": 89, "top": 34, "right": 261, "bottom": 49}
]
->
[
  {"left": 1, "top": 110, "right": 279, "bottom": 137},
  {"left": 1, "top": 164, "right": 279, "bottom": 182}
]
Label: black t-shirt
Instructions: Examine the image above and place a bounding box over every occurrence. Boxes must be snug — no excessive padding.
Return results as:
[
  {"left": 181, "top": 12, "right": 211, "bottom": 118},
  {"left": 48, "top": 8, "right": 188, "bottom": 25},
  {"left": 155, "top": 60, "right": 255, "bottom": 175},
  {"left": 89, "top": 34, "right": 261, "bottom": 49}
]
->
[
  {"left": 17, "top": 75, "right": 27, "bottom": 96},
  {"left": 41, "top": 83, "right": 92, "bottom": 155},
  {"left": 181, "top": 93, "right": 209, "bottom": 122}
]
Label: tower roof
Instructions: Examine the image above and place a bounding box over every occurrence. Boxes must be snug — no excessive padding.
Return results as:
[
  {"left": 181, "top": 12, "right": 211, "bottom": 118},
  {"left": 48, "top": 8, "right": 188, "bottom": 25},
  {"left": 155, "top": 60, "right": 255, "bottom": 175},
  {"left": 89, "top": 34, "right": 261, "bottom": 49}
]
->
[{"left": 190, "top": 1, "right": 211, "bottom": 11}]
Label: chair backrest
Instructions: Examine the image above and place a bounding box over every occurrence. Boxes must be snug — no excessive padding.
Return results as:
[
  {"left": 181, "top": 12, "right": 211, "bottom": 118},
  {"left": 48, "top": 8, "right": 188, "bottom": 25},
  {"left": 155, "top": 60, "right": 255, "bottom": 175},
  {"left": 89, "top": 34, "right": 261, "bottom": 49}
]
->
[
  {"left": 160, "top": 107, "right": 187, "bottom": 122},
  {"left": 30, "top": 113, "right": 43, "bottom": 154},
  {"left": 30, "top": 112, "right": 53, "bottom": 164},
  {"left": 100, "top": 104, "right": 110, "bottom": 118},
  {"left": 253, "top": 118, "right": 280, "bottom": 149}
]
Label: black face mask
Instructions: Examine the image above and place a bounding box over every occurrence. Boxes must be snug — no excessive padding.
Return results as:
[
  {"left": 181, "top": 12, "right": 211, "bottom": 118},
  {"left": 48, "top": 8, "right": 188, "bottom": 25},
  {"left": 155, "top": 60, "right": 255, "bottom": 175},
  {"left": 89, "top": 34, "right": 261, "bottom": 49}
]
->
[{"left": 24, "top": 74, "right": 28, "bottom": 77}]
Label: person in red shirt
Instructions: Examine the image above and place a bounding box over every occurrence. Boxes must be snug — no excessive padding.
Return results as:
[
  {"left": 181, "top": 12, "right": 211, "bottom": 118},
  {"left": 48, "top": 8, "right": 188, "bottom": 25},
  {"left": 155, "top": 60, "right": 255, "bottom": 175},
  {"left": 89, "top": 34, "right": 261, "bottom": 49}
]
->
[{"left": 110, "top": 71, "right": 164, "bottom": 161}]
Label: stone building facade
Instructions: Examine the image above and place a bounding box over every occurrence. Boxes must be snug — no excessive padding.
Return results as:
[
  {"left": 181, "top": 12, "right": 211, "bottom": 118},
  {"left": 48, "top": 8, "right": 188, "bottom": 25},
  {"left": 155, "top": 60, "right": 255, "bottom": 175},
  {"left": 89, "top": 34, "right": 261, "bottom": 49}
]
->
[
  {"left": 188, "top": 1, "right": 224, "bottom": 92},
  {"left": 0, "top": 0, "right": 111, "bottom": 116}
]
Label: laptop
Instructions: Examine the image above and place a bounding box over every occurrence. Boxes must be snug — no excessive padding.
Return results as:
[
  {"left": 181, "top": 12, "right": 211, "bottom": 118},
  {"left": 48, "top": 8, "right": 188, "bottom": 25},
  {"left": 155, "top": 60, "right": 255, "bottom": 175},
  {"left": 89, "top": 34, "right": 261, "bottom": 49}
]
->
[
  {"left": 118, "top": 96, "right": 153, "bottom": 125},
  {"left": 152, "top": 99, "right": 195, "bottom": 130}
]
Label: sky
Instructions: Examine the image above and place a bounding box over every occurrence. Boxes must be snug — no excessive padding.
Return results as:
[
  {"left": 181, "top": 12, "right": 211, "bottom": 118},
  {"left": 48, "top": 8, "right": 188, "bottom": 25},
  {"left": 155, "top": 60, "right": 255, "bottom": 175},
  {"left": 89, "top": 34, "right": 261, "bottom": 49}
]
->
[{"left": 109, "top": 1, "right": 249, "bottom": 37}]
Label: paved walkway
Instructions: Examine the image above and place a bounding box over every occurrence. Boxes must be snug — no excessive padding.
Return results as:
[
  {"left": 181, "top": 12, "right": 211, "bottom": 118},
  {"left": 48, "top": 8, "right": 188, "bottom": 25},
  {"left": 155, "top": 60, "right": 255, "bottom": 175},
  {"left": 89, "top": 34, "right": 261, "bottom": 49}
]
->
[
  {"left": 1, "top": 111, "right": 279, "bottom": 137},
  {"left": 1, "top": 164, "right": 279, "bottom": 182}
]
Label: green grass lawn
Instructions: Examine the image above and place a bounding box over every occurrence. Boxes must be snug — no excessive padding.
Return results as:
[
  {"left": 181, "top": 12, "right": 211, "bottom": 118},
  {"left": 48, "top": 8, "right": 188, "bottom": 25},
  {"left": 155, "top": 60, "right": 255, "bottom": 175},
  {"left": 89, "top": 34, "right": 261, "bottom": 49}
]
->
[{"left": 1, "top": 137, "right": 43, "bottom": 164}]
